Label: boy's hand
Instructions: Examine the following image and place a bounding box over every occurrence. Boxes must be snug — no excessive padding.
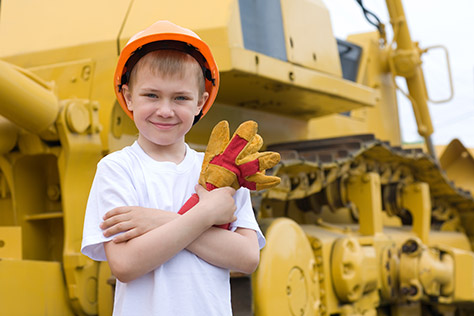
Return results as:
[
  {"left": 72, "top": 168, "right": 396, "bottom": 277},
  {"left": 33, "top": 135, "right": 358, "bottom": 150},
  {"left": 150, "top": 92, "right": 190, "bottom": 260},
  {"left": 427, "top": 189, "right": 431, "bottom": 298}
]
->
[
  {"left": 101, "top": 206, "right": 175, "bottom": 243},
  {"left": 194, "top": 185, "right": 237, "bottom": 226}
]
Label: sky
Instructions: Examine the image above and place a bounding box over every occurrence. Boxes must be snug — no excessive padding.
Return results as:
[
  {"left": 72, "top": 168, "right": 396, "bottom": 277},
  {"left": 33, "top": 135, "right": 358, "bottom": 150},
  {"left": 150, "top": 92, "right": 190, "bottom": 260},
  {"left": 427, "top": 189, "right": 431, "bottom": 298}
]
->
[{"left": 322, "top": 0, "right": 474, "bottom": 147}]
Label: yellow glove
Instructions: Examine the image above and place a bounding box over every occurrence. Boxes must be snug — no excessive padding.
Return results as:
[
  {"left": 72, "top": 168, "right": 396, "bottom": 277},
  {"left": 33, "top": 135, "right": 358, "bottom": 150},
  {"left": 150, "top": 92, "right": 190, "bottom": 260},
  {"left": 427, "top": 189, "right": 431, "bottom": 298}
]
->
[
  {"left": 198, "top": 120, "right": 281, "bottom": 191},
  {"left": 178, "top": 120, "right": 280, "bottom": 229}
]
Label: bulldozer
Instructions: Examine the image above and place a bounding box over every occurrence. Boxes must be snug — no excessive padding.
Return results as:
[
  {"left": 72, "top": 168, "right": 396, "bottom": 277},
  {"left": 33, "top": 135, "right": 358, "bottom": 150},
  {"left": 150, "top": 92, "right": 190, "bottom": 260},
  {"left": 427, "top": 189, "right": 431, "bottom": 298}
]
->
[{"left": 1, "top": 0, "right": 473, "bottom": 315}]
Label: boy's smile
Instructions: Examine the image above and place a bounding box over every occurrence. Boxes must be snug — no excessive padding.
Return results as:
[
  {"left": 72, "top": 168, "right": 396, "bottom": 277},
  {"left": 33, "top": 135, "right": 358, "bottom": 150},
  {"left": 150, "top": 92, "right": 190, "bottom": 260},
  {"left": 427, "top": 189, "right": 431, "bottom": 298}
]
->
[{"left": 123, "top": 62, "right": 208, "bottom": 162}]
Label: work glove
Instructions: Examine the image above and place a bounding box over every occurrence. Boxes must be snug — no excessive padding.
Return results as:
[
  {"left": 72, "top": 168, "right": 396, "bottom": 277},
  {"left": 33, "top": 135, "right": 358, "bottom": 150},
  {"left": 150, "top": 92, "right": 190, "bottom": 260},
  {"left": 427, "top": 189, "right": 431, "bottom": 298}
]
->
[{"left": 178, "top": 120, "right": 281, "bottom": 229}]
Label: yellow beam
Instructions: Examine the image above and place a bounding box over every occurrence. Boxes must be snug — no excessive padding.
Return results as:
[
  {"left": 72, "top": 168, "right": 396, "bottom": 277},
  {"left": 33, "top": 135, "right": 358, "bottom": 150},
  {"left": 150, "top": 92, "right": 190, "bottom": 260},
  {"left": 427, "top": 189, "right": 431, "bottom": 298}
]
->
[
  {"left": 347, "top": 173, "right": 383, "bottom": 236},
  {"left": 401, "top": 182, "right": 431, "bottom": 243},
  {"left": 0, "top": 60, "right": 58, "bottom": 135},
  {"left": 385, "top": 0, "right": 435, "bottom": 156}
]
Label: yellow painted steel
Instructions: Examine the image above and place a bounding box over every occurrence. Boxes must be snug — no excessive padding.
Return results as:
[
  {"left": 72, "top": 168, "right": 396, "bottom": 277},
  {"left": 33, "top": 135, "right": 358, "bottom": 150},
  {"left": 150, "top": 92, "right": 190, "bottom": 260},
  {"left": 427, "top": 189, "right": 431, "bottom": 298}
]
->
[
  {"left": 448, "top": 248, "right": 474, "bottom": 302},
  {"left": 331, "top": 237, "right": 378, "bottom": 303},
  {"left": 440, "top": 139, "right": 474, "bottom": 195},
  {"left": 1, "top": 0, "right": 474, "bottom": 315},
  {"left": 385, "top": 0, "right": 436, "bottom": 156},
  {"left": 399, "top": 238, "right": 453, "bottom": 301},
  {"left": 307, "top": 31, "right": 401, "bottom": 146},
  {"left": 98, "top": 262, "right": 114, "bottom": 316},
  {"left": 253, "top": 218, "right": 319, "bottom": 316},
  {"left": 0, "top": 227, "right": 22, "bottom": 259},
  {"left": 0, "top": 259, "right": 75, "bottom": 316},
  {"left": 0, "top": 60, "right": 58, "bottom": 136},
  {"left": 346, "top": 173, "right": 383, "bottom": 236},
  {"left": 0, "top": 117, "right": 19, "bottom": 155},
  {"left": 401, "top": 183, "right": 431, "bottom": 244},
  {"left": 280, "top": 0, "right": 342, "bottom": 76}
]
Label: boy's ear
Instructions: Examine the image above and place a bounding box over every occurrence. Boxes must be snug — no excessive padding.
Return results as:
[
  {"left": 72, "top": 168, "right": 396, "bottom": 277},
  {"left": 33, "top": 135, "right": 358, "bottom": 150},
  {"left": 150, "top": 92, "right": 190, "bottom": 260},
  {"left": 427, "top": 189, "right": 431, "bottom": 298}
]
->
[
  {"left": 196, "top": 92, "right": 209, "bottom": 115},
  {"left": 122, "top": 84, "right": 134, "bottom": 111}
]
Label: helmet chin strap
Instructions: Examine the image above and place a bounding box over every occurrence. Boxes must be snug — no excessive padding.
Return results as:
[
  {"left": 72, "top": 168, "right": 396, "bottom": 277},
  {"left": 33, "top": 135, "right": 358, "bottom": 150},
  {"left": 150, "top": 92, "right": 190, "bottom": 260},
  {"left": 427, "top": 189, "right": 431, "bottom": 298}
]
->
[{"left": 193, "top": 111, "right": 203, "bottom": 125}]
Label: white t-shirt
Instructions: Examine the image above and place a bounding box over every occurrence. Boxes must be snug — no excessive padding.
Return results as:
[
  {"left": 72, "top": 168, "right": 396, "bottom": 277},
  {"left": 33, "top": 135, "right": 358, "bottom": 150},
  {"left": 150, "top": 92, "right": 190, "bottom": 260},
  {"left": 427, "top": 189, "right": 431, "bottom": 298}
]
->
[{"left": 81, "top": 142, "right": 265, "bottom": 316}]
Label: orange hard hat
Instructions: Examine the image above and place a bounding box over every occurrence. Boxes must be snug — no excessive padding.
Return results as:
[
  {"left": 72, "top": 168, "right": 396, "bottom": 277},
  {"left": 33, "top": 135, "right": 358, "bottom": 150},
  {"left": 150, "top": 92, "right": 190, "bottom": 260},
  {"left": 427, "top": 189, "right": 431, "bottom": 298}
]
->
[{"left": 114, "top": 20, "right": 219, "bottom": 122}]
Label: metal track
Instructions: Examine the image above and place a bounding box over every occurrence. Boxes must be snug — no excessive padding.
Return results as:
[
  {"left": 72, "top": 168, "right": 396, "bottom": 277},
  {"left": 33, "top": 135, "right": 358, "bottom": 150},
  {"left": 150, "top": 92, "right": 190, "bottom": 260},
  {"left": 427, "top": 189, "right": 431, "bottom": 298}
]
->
[{"left": 264, "top": 134, "right": 474, "bottom": 232}]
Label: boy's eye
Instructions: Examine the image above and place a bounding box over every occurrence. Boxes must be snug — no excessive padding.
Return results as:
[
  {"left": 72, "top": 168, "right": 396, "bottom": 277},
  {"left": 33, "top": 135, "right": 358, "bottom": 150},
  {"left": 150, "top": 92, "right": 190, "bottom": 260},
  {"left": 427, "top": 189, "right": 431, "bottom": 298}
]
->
[
  {"left": 146, "top": 93, "right": 158, "bottom": 98},
  {"left": 175, "top": 96, "right": 190, "bottom": 101}
]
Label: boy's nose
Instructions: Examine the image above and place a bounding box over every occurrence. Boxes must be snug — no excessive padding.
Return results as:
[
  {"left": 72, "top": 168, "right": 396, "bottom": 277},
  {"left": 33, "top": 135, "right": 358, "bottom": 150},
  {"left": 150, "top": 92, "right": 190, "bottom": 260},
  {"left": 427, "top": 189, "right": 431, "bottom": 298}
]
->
[{"left": 155, "top": 100, "right": 174, "bottom": 118}]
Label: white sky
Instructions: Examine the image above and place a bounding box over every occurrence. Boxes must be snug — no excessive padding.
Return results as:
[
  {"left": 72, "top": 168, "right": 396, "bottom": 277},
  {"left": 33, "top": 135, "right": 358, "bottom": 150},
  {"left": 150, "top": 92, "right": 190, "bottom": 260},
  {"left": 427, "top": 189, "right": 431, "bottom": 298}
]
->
[{"left": 322, "top": 0, "right": 474, "bottom": 146}]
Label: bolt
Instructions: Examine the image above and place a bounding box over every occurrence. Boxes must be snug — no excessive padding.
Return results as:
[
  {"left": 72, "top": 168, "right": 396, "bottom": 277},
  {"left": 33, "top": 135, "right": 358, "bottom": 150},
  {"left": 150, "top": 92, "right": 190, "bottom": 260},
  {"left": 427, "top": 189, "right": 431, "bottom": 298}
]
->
[
  {"left": 82, "top": 65, "right": 91, "bottom": 81},
  {"left": 312, "top": 240, "right": 322, "bottom": 250},
  {"left": 47, "top": 184, "right": 61, "bottom": 201},
  {"left": 408, "top": 285, "right": 418, "bottom": 296},
  {"left": 402, "top": 240, "right": 418, "bottom": 254},
  {"left": 288, "top": 72, "right": 295, "bottom": 81},
  {"left": 315, "top": 256, "right": 323, "bottom": 265},
  {"left": 320, "top": 289, "right": 325, "bottom": 299},
  {"left": 401, "top": 287, "right": 409, "bottom": 295},
  {"left": 401, "top": 285, "right": 418, "bottom": 296}
]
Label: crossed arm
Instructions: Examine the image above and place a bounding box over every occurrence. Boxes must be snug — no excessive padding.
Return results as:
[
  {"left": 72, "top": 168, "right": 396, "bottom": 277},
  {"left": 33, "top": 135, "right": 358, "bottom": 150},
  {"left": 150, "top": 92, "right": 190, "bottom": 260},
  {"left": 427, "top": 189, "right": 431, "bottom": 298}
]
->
[{"left": 102, "top": 185, "right": 260, "bottom": 283}]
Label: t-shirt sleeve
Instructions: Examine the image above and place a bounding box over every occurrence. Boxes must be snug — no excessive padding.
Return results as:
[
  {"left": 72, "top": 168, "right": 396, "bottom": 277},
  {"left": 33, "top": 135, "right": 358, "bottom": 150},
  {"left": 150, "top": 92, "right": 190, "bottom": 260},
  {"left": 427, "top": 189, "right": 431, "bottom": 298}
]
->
[
  {"left": 81, "top": 157, "right": 138, "bottom": 261},
  {"left": 229, "top": 188, "right": 266, "bottom": 249}
]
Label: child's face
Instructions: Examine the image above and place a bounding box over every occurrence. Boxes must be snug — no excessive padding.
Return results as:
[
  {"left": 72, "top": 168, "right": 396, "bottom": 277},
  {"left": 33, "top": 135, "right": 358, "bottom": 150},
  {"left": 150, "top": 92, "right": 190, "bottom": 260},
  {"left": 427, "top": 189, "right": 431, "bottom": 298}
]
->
[{"left": 123, "top": 63, "right": 209, "bottom": 153}]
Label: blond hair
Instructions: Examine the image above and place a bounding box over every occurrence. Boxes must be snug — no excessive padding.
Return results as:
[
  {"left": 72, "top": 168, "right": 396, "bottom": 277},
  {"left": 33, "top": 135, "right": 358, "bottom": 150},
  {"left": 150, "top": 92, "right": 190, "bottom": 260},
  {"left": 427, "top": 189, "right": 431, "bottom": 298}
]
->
[{"left": 128, "top": 50, "right": 205, "bottom": 96}]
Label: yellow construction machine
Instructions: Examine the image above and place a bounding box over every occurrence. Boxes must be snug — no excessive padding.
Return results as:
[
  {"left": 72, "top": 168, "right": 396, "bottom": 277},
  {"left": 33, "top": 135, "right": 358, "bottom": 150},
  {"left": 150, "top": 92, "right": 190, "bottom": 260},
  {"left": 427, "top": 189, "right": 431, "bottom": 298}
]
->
[{"left": 1, "top": 0, "right": 473, "bottom": 315}]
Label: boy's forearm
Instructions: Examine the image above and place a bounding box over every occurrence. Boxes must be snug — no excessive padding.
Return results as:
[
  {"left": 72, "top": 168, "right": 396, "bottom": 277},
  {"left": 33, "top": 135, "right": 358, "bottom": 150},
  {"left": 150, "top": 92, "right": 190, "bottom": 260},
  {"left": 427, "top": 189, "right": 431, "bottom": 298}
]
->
[
  {"left": 105, "top": 206, "right": 259, "bottom": 276},
  {"left": 187, "top": 227, "right": 260, "bottom": 274},
  {"left": 105, "top": 207, "right": 213, "bottom": 283},
  {"left": 146, "top": 211, "right": 259, "bottom": 272}
]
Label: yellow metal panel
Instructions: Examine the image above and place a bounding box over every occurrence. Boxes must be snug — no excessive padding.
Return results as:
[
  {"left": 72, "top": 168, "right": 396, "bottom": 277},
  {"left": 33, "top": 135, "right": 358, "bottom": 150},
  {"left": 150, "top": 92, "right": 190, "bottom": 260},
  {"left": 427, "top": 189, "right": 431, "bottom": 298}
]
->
[
  {"left": 28, "top": 59, "right": 94, "bottom": 101},
  {"left": 119, "top": 0, "right": 237, "bottom": 53},
  {"left": 0, "top": 259, "right": 74, "bottom": 316},
  {"left": 280, "top": 0, "right": 342, "bottom": 76},
  {"left": 450, "top": 248, "right": 474, "bottom": 302},
  {"left": 217, "top": 48, "right": 377, "bottom": 119},
  {"left": 187, "top": 102, "right": 309, "bottom": 147},
  {"left": 0, "top": 227, "right": 22, "bottom": 259},
  {"left": 440, "top": 139, "right": 474, "bottom": 195},
  {"left": 0, "top": 0, "right": 130, "bottom": 57},
  {"left": 428, "top": 231, "right": 472, "bottom": 252}
]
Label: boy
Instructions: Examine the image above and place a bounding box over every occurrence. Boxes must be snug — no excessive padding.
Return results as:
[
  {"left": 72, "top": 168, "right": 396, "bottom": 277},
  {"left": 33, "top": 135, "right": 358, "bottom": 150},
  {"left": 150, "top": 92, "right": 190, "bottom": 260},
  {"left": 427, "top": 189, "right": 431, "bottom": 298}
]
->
[{"left": 81, "top": 21, "right": 265, "bottom": 315}]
